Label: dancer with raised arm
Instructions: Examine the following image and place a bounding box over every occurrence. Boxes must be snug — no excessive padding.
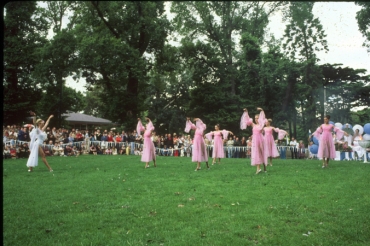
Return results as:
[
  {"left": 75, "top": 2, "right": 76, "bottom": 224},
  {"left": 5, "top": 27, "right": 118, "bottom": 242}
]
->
[
  {"left": 264, "top": 119, "right": 288, "bottom": 166},
  {"left": 310, "top": 115, "right": 347, "bottom": 168},
  {"left": 26, "top": 111, "right": 54, "bottom": 172},
  {"left": 240, "top": 107, "right": 267, "bottom": 174},
  {"left": 185, "top": 117, "right": 210, "bottom": 171},
  {"left": 205, "top": 124, "right": 233, "bottom": 165},
  {"left": 137, "top": 117, "right": 157, "bottom": 168}
]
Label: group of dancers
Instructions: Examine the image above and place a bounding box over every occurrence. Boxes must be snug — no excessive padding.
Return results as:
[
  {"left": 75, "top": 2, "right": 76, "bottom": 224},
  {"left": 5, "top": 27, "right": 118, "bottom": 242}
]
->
[
  {"left": 135, "top": 107, "right": 288, "bottom": 173},
  {"left": 25, "top": 108, "right": 349, "bottom": 174}
]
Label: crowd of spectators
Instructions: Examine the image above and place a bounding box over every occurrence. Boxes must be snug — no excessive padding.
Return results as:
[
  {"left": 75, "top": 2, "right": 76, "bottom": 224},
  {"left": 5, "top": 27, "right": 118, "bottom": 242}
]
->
[{"left": 3, "top": 124, "right": 310, "bottom": 160}]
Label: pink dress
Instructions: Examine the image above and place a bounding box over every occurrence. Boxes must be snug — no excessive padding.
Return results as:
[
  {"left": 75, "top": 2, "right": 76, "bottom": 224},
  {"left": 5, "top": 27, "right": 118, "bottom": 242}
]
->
[
  {"left": 240, "top": 110, "right": 266, "bottom": 166},
  {"left": 205, "top": 130, "right": 229, "bottom": 158},
  {"left": 264, "top": 127, "right": 287, "bottom": 160},
  {"left": 137, "top": 120, "right": 156, "bottom": 162},
  {"left": 313, "top": 124, "right": 344, "bottom": 159},
  {"left": 263, "top": 127, "right": 280, "bottom": 160},
  {"left": 185, "top": 119, "right": 208, "bottom": 162}
]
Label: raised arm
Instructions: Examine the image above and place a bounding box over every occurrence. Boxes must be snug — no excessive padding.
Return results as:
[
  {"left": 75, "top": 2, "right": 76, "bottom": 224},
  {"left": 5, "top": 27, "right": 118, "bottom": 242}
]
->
[
  {"left": 146, "top": 118, "right": 155, "bottom": 131},
  {"left": 136, "top": 118, "right": 145, "bottom": 135},
  {"left": 257, "top": 108, "right": 266, "bottom": 128},
  {"left": 185, "top": 117, "right": 197, "bottom": 133},
  {"left": 42, "top": 115, "right": 54, "bottom": 131},
  {"left": 195, "top": 118, "right": 206, "bottom": 131},
  {"left": 240, "top": 108, "right": 253, "bottom": 130}
]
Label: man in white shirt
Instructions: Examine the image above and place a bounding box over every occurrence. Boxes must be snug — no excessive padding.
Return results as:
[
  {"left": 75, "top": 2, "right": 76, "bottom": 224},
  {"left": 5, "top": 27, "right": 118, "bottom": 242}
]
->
[
  {"left": 343, "top": 123, "right": 353, "bottom": 146},
  {"left": 290, "top": 137, "right": 298, "bottom": 159}
]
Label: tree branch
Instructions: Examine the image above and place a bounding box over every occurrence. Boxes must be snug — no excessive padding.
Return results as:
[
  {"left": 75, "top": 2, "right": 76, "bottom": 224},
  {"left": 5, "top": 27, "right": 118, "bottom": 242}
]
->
[{"left": 89, "top": 1, "right": 120, "bottom": 39}]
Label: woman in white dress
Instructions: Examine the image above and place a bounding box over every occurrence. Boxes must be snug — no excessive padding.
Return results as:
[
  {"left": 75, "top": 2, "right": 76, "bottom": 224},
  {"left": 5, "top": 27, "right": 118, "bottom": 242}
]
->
[{"left": 26, "top": 111, "right": 54, "bottom": 172}]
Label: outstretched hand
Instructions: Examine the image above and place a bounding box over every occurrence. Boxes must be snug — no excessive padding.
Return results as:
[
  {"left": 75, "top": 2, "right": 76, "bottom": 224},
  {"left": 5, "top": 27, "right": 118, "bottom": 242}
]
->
[
  {"left": 243, "top": 108, "right": 247, "bottom": 112},
  {"left": 137, "top": 118, "right": 141, "bottom": 121},
  {"left": 257, "top": 107, "right": 263, "bottom": 111},
  {"left": 29, "top": 111, "right": 36, "bottom": 116},
  {"left": 49, "top": 115, "right": 54, "bottom": 119}
]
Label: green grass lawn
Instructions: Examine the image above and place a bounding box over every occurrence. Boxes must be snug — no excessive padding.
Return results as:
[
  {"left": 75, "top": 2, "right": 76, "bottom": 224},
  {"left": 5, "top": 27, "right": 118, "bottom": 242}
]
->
[{"left": 3, "top": 155, "right": 370, "bottom": 246}]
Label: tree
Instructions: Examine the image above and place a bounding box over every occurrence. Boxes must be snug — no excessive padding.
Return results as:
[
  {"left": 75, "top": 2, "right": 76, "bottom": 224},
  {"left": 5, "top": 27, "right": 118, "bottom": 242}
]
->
[
  {"left": 33, "top": 29, "right": 79, "bottom": 127},
  {"left": 351, "top": 108, "right": 370, "bottom": 125},
  {"left": 282, "top": 1, "right": 329, "bottom": 134},
  {"left": 3, "top": 2, "right": 49, "bottom": 124},
  {"left": 82, "top": 88, "right": 105, "bottom": 118},
  {"left": 144, "top": 44, "right": 192, "bottom": 134},
  {"left": 170, "top": 1, "right": 287, "bottom": 133},
  {"left": 355, "top": 2, "right": 370, "bottom": 52},
  {"left": 171, "top": 1, "right": 286, "bottom": 96},
  {"left": 33, "top": 1, "right": 86, "bottom": 127},
  {"left": 36, "top": 84, "right": 86, "bottom": 118},
  {"left": 320, "top": 64, "right": 370, "bottom": 124},
  {"left": 69, "top": 1, "right": 171, "bottom": 129}
]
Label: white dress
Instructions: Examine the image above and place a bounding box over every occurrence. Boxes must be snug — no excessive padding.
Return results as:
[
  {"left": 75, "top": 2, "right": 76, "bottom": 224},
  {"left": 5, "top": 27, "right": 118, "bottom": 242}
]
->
[{"left": 26, "top": 128, "right": 47, "bottom": 167}]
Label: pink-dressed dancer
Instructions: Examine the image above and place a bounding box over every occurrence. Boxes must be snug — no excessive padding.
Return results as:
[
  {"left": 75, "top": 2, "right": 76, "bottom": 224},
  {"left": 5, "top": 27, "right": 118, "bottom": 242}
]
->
[
  {"left": 264, "top": 119, "right": 288, "bottom": 166},
  {"left": 185, "top": 117, "right": 210, "bottom": 171},
  {"left": 205, "top": 124, "right": 233, "bottom": 165},
  {"left": 311, "top": 115, "right": 347, "bottom": 168},
  {"left": 137, "top": 117, "right": 156, "bottom": 168},
  {"left": 240, "top": 107, "right": 266, "bottom": 174}
]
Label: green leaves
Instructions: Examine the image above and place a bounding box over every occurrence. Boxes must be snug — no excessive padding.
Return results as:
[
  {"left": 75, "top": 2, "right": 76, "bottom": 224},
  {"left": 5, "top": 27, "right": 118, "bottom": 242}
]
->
[{"left": 355, "top": 2, "right": 370, "bottom": 52}]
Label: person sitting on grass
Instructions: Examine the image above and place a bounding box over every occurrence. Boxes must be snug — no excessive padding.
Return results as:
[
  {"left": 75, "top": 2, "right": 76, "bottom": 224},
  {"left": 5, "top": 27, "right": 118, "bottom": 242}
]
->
[
  {"left": 3, "top": 145, "right": 11, "bottom": 159},
  {"left": 72, "top": 146, "right": 80, "bottom": 157},
  {"left": 105, "top": 147, "right": 112, "bottom": 155},
  {"left": 119, "top": 144, "right": 126, "bottom": 155},
  {"left": 53, "top": 142, "right": 61, "bottom": 156},
  {"left": 96, "top": 144, "right": 103, "bottom": 155},
  {"left": 162, "top": 145, "right": 168, "bottom": 156},
  {"left": 42, "top": 142, "right": 51, "bottom": 157},
  {"left": 18, "top": 144, "right": 26, "bottom": 158},
  {"left": 134, "top": 147, "right": 141, "bottom": 155},
  {"left": 80, "top": 143, "right": 89, "bottom": 155},
  {"left": 112, "top": 147, "right": 118, "bottom": 155},
  {"left": 90, "top": 145, "right": 97, "bottom": 155},
  {"left": 10, "top": 145, "right": 17, "bottom": 159},
  {"left": 65, "top": 143, "right": 73, "bottom": 156}
]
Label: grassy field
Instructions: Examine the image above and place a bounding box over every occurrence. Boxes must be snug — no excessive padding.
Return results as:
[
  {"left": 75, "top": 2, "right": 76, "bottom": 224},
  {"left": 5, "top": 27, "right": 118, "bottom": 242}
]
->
[{"left": 3, "top": 155, "right": 370, "bottom": 246}]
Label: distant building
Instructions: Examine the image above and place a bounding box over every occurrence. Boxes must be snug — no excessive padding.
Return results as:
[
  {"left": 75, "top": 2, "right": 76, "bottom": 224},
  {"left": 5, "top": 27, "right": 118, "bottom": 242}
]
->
[{"left": 61, "top": 112, "right": 116, "bottom": 130}]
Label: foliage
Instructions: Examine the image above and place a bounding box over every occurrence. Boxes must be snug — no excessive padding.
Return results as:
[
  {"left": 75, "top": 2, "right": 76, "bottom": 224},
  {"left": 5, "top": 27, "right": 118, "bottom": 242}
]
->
[
  {"left": 169, "top": 1, "right": 287, "bottom": 135},
  {"left": 36, "top": 84, "right": 86, "bottom": 118},
  {"left": 351, "top": 107, "right": 370, "bottom": 125},
  {"left": 3, "top": 1, "right": 369, "bottom": 136},
  {"left": 69, "top": 1, "right": 171, "bottom": 129},
  {"left": 282, "top": 1, "right": 329, "bottom": 135},
  {"left": 320, "top": 64, "right": 370, "bottom": 124},
  {"left": 355, "top": 2, "right": 370, "bottom": 52},
  {"left": 3, "top": 2, "right": 48, "bottom": 124}
]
